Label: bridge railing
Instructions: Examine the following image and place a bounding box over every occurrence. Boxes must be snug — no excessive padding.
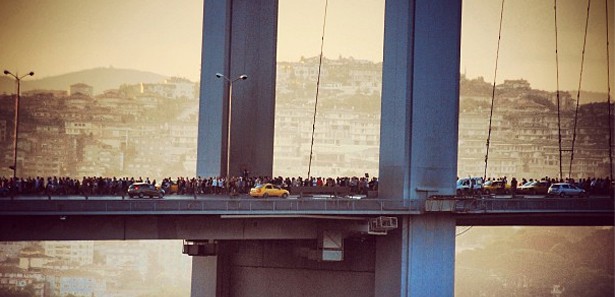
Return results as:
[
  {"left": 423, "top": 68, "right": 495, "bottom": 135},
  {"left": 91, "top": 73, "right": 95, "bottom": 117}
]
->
[
  {"left": 426, "top": 197, "right": 614, "bottom": 213},
  {"left": 1, "top": 196, "right": 612, "bottom": 215},
  {"left": 0, "top": 197, "right": 421, "bottom": 215}
]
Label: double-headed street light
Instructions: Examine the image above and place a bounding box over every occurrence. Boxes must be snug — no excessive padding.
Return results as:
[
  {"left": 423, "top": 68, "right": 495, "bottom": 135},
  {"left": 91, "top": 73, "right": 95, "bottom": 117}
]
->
[
  {"left": 4, "top": 70, "right": 34, "bottom": 183},
  {"left": 215, "top": 72, "right": 247, "bottom": 190}
]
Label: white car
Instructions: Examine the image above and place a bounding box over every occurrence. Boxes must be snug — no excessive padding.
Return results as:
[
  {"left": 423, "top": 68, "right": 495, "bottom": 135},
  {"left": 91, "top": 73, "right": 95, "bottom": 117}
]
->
[
  {"left": 456, "top": 177, "right": 484, "bottom": 195},
  {"left": 547, "top": 183, "right": 586, "bottom": 197}
]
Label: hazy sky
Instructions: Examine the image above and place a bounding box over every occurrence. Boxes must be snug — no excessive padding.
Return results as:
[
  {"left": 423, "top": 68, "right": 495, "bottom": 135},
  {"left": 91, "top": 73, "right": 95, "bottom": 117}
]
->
[
  {"left": 0, "top": 0, "right": 612, "bottom": 92},
  {"left": 461, "top": 0, "right": 614, "bottom": 93}
]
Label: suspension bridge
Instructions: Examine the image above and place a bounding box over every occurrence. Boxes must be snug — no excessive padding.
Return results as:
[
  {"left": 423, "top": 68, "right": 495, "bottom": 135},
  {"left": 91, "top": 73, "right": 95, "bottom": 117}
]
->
[{"left": 1, "top": 0, "right": 613, "bottom": 296}]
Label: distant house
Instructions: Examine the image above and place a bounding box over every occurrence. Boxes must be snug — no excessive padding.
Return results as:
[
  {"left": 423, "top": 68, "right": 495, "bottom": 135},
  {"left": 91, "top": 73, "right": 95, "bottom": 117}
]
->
[
  {"left": 64, "top": 121, "right": 100, "bottom": 136},
  {"left": 70, "top": 83, "right": 94, "bottom": 97},
  {"left": 165, "top": 77, "right": 197, "bottom": 99},
  {"left": 0, "top": 242, "right": 29, "bottom": 262},
  {"left": 499, "top": 79, "right": 531, "bottom": 90},
  {"left": 43, "top": 242, "right": 94, "bottom": 266},
  {"left": 0, "top": 266, "right": 46, "bottom": 297},
  {"left": 139, "top": 77, "right": 197, "bottom": 99},
  {"left": 64, "top": 93, "right": 93, "bottom": 110},
  {"left": 47, "top": 270, "right": 106, "bottom": 297},
  {"left": 18, "top": 246, "right": 53, "bottom": 270}
]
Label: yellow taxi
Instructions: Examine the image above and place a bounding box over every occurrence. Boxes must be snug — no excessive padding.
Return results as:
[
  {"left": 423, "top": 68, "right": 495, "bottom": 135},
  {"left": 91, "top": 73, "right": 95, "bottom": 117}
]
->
[
  {"left": 249, "top": 183, "right": 289, "bottom": 198},
  {"left": 482, "top": 180, "right": 511, "bottom": 195}
]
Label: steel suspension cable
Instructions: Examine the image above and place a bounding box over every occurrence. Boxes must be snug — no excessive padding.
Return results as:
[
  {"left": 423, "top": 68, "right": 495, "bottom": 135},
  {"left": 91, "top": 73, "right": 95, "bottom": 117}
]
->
[
  {"left": 569, "top": 0, "right": 592, "bottom": 178},
  {"left": 484, "top": 0, "right": 506, "bottom": 182},
  {"left": 456, "top": 226, "right": 474, "bottom": 237},
  {"left": 554, "top": 0, "right": 564, "bottom": 181},
  {"left": 307, "top": 0, "right": 329, "bottom": 178},
  {"left": 606, "top": 0, "right": 613, "bottom": 181}
]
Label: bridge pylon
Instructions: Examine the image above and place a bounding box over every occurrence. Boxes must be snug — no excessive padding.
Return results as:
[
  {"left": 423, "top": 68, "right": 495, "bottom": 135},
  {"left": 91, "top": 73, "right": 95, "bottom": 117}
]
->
[{"left": 193, "top": 0, "right": 462, "bottom": 295}]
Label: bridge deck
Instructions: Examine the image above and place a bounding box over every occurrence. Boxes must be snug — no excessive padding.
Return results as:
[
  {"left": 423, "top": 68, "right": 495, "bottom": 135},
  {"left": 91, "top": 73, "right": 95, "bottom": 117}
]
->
[
  {"left": 0, "top": 195, "right": 611, "bottom": 216},
  {"left": 426, "top": 196, "right": 614, "bottom": 213},
  {"left": 0, "top": 196, "right": 611, "bottom": 242},
  {"left": 0, "top": 196, "right": 420, "bottom": 215}
]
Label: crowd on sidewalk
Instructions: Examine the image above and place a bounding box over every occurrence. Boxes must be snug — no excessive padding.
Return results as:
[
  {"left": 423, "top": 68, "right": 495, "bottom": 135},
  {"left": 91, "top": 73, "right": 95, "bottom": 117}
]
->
[
  {"left": 1, "top": 174, "right": 611, "bottom": 197},
  {"left": 0, "top": 174, "right": 379, "bottom": 197}
]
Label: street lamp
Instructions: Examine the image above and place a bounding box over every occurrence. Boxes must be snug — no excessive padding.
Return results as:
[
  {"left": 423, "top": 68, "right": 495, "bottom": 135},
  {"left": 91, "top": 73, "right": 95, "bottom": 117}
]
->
[
  {"left": 3, "top": 70, "right": 34, "bottom": 185},
  {"left": 215, "top": 72, "right": 247, "bottom": 192}
]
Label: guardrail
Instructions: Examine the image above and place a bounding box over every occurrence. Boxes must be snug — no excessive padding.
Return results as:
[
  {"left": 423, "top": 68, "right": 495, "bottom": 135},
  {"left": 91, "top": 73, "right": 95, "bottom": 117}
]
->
[
  {"left": 0, "top": 197, "right": 420, "bottom": 215},
  {"left": 1, "top": 195, "right": 612, "bottom": 215},
  {"left": 425, "top": 197, "right": 614, "bottom": 213}
]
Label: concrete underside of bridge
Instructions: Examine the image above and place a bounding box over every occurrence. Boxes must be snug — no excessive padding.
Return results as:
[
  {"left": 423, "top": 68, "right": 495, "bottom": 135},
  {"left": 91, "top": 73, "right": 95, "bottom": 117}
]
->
[
  {"left": 0, "top": 212, "right": 610, "bottom": 242},
  {"left": 190, "top": 215, "right": 457, "bottom": 297},
  {"left": 192, "top": 238, "right": 378, "bottom": 297},
  {"left": 1, "top": 213, "right": 611, "bottom": 297},
  {"left": 0, "top": 212, "right": 452, "bottom": 297},
  {"left": 0, "top": 215, "right": 368, "bottom": 242}
]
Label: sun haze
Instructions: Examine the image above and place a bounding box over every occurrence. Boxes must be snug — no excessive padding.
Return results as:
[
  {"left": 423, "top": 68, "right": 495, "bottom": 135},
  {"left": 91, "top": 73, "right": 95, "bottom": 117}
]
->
[{"left": 0, "top": 0, "right": 612, "bottom": 92}]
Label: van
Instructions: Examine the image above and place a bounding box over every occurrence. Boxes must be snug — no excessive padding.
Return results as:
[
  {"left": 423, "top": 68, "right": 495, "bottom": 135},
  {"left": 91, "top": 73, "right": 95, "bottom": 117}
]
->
[{"left": 456, "top": 177, "right": 483, "bottom": 196}]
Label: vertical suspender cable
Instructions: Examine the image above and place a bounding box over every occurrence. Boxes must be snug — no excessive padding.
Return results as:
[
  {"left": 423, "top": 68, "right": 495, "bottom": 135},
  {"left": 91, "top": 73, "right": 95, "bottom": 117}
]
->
[
  {"left": 569, "top": 0, "right": 592, "bottom": 178},
  {"left": 307, "top": 0, "right": 329, "bottom": 178},
  {"left": 484, "top": 0, "right": 506, "bottom": 182},
  {"left": 554, "top": 0, "right": 564, "bottom": 181},
  {"left": 606, "top": 0, "right": 613, "bottom": 181}
]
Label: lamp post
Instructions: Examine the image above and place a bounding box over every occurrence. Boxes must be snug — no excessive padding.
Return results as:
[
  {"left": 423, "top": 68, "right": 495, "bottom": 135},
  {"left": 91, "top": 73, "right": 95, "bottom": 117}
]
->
[
  {"left": 3, "top": 70, "right": 34, "bottom": 188},
  {"left": 215, "top": 72, "right": 247, "bottom": 193}
]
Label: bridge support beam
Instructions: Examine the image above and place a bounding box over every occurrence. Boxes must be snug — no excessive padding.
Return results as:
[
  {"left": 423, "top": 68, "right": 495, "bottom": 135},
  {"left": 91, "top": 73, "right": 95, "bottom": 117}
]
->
[
  {"left": 377, "top": 0, "right": 461, "bottom": 295},
  {"left": 375, "top": 215, "right": 456, "bottom": 297},
  {"left": 190, "top": 239, "right": 376, "bottom": 297},
  {"left": 378, "top": 0, "right": 461, "bottom": 199},
  {"left": 187, "top": 218, "right": 455, "bottom": 297},
  {"left": 191, "top": 256, "right": 219, "bottom": 297},
  {"left": 197, "top": 0, "right": 278, "bottom": 178}
]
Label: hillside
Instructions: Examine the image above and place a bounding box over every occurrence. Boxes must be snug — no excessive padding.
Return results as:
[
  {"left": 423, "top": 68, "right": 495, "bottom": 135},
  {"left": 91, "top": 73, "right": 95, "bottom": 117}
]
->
[
  {"left": 0, "top": 67, "right": 169, "bottom": 95},
  {"left": 456, "top": 227, "right": 614, "bottom": 297}
]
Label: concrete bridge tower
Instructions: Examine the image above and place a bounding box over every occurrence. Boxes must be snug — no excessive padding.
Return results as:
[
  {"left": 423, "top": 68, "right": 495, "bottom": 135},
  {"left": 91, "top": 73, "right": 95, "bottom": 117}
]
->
[
  {"left": 195, "top": 0, "right": 461, "bottom": 296},
  {"left": 197, "top": 0, "right": 278, "bottom": 178}
]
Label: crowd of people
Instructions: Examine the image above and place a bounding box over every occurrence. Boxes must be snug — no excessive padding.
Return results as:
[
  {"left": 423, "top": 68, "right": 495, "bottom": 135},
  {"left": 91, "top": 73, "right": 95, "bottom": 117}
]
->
[
  {"left": 0, "top": 176, "right": 132, "bottom": 197},
  {"left": 161, "top": 175, "right": 378, "bottom": 196},
  {"left": 1, "top": 174, "right": 612, "bottom": 197},
  {"left": 0, "top": 175, "right": 379, "bottom": 197}
]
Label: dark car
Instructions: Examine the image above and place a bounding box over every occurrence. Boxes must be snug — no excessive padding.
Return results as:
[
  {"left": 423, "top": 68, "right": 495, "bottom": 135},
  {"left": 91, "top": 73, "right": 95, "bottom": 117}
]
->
[{"left": 127, "top": 182, "right": 164, "bottom": 199}]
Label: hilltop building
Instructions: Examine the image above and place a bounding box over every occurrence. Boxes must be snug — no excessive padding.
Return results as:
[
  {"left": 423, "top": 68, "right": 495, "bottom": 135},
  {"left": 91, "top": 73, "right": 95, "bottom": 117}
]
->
[
  {"left": 69, "top": 83, "right": 94, "bottom": 97},
  {"left": 42, "top": 242, "right": 94, "bottom": 266},
  {"left": 140, "top": 77, "right": 197, "bottom": 100},
  {"left": 0, "top": 57, "right": 610, "bottom": 180}
]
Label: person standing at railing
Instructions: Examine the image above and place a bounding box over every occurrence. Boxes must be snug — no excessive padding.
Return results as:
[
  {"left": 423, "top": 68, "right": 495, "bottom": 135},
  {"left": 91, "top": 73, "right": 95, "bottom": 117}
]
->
[
  {"left": 217, "top": 177, "right": 224, "bottom": 194},
  {"left": 369, "top": 177, "right": 378, "bottom": 192}
]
